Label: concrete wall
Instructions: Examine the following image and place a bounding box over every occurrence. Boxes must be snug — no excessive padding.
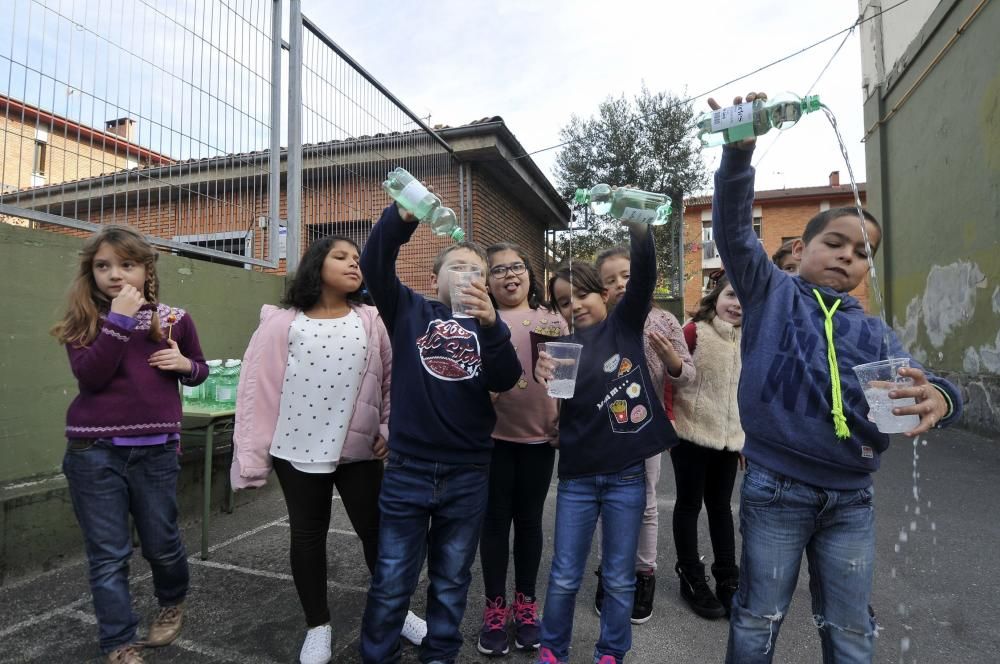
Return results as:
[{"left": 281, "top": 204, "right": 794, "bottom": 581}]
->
[
  {"left": 860, "top": 0, "right": 1000, "bottom": 434},
  {"left": 0, "top": 222, "right": 286, "bottom": 582}
]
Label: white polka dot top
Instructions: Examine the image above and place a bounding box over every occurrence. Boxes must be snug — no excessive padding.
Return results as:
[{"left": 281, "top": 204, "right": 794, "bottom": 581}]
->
[{"left": 270, "top": 310, "right": 368, "bottom": 473}]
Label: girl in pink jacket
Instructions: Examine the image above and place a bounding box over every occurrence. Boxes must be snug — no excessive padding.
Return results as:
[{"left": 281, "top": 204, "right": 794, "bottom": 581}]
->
[{"left": 230, "top": 235, "right": 424, "bottom": 664}]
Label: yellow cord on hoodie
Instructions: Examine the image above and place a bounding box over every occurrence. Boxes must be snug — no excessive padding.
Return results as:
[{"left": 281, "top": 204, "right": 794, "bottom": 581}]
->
[{"left": 813, "top": 289, "right": 851, "bottom": 439}]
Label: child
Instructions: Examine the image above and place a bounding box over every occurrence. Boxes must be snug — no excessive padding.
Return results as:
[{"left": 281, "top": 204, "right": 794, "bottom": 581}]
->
[
  {"left": 670, "top": 272, "right": 743, "bottom": 620},
  {"left": 771, "top": 240, "right": 800, "bottom": 274},
  {"left": 476, "top": 242, "right": 567, "bottom": 655},
  {"left": 595, "top": 246, "right": 694, "bottom": 623},
  {"left": 535, "top": 220, "right": 678, "bottom": 664},
  {"left": 359, "top": 203, "right": 521, "bottom": 664},
  {"left": 52, "top": 225, "right": 208, "bottom": 664},
  {"left": 230, "top": 235, "right": 426, "bottom": 664},
  {"left": 710, "top": 92, "right": 962, "bottom": 663}
]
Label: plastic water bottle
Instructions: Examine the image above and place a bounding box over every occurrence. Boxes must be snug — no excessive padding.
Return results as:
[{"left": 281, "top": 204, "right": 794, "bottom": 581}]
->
[
  {"left": 181, "top": 381, "right": 204, "bottom": 406},
  {"left": 203, "top": 359, "right": 223, "bottom": 408},
  {"left": 574, "top": 185, "right": 673, "bottom": 225},
  {"left": 695, "top": 92, "right": 821, "bottom": 148},
  {"left": 383, "top": 167, "right": 465, "bottom": 242},
  {"left": 214, "top": 359, "right": 240, "bottom": 407}
]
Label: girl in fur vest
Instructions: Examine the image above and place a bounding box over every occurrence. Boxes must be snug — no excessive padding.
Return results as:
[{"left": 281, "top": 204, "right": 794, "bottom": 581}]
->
[
  {"left": 230, "top": 235, "right": 425, "bottom": 664},
  {"left": 671, "top": 271, "right": 744, "bottom": 621}
]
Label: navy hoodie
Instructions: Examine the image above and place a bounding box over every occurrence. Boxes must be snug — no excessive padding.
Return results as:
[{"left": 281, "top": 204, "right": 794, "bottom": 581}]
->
[
  {"left": 360, "top": 204, "right": 521, "bottom": 464},
  {"left": 713, "top": 147, "right": 962, "bottom": 490},
  {"left": 555, "top": 225, "right": 677, "bottom": 478}
]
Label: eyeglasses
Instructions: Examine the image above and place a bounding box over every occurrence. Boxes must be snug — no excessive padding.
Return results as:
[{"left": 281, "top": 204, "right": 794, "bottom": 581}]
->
[{"left": 489, "top": 262, "right": 527, "bottom": 279}]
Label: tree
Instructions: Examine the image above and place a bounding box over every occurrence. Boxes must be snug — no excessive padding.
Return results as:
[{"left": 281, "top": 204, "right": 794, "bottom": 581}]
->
[{"left": 552, "top": 86, "right": 707, "bottom": 297}]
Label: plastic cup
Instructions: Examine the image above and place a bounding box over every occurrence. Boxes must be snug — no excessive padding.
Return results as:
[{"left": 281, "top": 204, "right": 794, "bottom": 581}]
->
[
  {"left": 538, "top": 342, "right": 584, "bottom": 399},
  {"left": 852, "top": 358, "right": 921, "bottom": 434},
  {"left": 448, "top": 264, "right": 482, "bottom": 318}
]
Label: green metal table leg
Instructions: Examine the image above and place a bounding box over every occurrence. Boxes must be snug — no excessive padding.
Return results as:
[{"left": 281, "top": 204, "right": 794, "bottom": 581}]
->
[{"left": 201, "top": 422, "right": 215, "bottom": 560}]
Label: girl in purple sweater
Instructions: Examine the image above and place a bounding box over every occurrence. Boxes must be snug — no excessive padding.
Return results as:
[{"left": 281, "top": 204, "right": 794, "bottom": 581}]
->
[{"left": 52, "top": 225, "right": 207, "bottom": 664}]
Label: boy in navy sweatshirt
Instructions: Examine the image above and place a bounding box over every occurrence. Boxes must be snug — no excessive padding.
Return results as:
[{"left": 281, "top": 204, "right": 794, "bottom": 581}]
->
[
  {"left": 359, "top": 202, "right": 521, "bottom": 664},
  {"left": 711, "top": 93, "right": 962, "bottom": 664}
]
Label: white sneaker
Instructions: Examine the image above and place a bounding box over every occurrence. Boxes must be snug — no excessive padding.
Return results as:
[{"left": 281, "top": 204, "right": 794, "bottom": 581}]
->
[
  {"left": 400, "top": 610, "right": 428, "bottom": 646},
  {"left": 299, "top": 624, "right": 332, "bottom": 664}
]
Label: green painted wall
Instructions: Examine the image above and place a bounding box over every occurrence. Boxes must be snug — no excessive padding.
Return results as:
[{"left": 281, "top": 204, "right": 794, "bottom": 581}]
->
[
  {"left": 862, "top": 0, "right": 1000, "bottom": 433},
  {"left": 0, "top": 223, "right": 286, "bottom": 484}
]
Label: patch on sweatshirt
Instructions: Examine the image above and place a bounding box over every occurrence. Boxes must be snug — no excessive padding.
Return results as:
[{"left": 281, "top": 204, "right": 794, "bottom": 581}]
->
[
  {"left": 416, "top": 319, "right": 482, "bottom": 381},
  {"left": 861, "top": 446, "right": 874, "bottom": 459}
]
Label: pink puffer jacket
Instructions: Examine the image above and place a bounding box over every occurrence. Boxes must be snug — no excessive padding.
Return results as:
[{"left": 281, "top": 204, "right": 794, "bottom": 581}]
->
[{"left": 230, "top": 304, "right": 391, "bottom": 489}]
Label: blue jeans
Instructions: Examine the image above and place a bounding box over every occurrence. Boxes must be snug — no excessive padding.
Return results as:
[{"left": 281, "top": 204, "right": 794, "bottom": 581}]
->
[
  {"left": 726, "top": 464, "right": 878, "bottom": 664},
  {"left": 540, "top": 463, "right": 646, "bottom": 664},
  {"left": 360, "top": 452, "right": 490, "bottom": 664},
  {"left": 62, "top": 439, "right": 189, "bottom": 653}
]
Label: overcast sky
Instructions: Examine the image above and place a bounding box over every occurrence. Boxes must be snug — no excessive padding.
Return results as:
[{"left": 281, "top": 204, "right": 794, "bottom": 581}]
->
[{"left": 301, "top": 0, "right": 871, "bottom": 195}]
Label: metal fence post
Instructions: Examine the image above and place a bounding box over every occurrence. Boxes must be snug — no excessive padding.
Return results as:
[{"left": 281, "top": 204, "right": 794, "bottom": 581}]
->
[
  {"left": 269, "top": 0, "right": 283, "bottom": 265},
  {"left": 286, "top": 0, "right": 303, "bottom": 273}
]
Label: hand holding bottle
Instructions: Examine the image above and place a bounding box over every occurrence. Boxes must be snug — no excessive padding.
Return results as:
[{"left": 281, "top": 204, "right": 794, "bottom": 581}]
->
[{"left": 706, "top": 91, "right": 768, "bottom": 150}]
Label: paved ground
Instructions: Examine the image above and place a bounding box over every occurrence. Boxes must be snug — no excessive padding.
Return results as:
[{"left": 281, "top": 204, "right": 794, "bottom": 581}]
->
[{"left": 2, "top": 427, "right": 998, "bottom": 663}]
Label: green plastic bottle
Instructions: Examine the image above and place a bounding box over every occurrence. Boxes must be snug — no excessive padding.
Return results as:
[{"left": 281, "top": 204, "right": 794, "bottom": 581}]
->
[
  {"left": 382, "top": 167, "right": 465, "bottom": 242},
  {"left": 574, "top": 185, "right": 673, "bottom": 225},
  {"left": 696, "top": 92, "right": 821, "bottom": 148},
  {"left": 203, "top": 359, "right": 223, "bottom": 409}
]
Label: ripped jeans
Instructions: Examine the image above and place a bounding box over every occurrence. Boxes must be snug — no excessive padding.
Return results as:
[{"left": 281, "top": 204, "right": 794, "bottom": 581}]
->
[{"left": 726, "top": 464, "right": 878, "bottom": 664}]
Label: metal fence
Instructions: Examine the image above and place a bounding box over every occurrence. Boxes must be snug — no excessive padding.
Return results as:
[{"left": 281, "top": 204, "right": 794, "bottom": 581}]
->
[{"left": 0, "top": 0, "right": 456, "bottom": 271}]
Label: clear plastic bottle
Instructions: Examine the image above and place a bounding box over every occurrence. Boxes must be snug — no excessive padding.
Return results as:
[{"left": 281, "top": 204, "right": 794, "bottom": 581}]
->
[
  {"left": 203, "top": 359, "right": 223, "bottom": 409},
  {"left": 574, "top": 184, "right": 673, "bottom": 225},
  {"left": 696, "top": 92, "right": 821, "bottom": 148},
  {"left": 382, "top": 167, "right": 465, "bottom": 242},
  {"left": 214, "top": 359, "right": 241, "bottom": 407},
  {"left": 181, "top": 381, "right": 204, "bottom": 407}
]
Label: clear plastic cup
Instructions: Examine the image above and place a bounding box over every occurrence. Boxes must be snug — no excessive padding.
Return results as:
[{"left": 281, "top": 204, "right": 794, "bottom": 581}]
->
[
  {"left": 448, "top": 264, "right": 482, "bottom": 318},
  {"left": 853, "top": 358, "right": 921, "bottom": 434},
  {"left": 538, "top": 342, "right": 584, "bottom": 399}
]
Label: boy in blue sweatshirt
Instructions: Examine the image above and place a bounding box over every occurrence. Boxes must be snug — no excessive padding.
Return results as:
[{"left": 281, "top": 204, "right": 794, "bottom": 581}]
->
[
  {"left": 711, "top": 93, "right": 962, "bottom": 664},
  {"left": 359, "top": 202, "right": 521, "bottom": 664}
]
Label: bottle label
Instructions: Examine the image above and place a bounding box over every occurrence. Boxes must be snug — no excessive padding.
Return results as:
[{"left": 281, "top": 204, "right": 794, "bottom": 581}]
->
[
  {"left": 397, "top": 179, "right": 429, "bottom": 209},
  {"left": 216, "top": 386, "right": 234, "bottom": 401},
  {"left": 710, "top": 102, "right": 754, "bottom": 131},
  {"left": 620, "top": 207, "right": 657, "bottom": 223}
]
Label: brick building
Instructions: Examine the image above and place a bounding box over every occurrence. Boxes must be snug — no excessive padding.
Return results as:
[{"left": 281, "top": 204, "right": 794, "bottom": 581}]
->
[
  {"left": 1, "top": 94, "right": 171, "bottom": 196},
  {"left": 682, "top": 172, "right": 869, "bottom": 315},
  {"left": 1, "top": 104, "right": 568, "bottom": 291}
]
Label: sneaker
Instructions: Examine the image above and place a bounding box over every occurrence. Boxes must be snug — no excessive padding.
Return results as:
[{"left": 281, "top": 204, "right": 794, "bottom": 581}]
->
[
  {"left": 401, "top": 610, "right": 427, "bottom": 646},
  {"left": 631, "top": 572, "right": 655, "bottom": 624},
  {"left": 298, "top": 624, "right": 332, "bottom": 664},
  {"left": 676, "top": 562, "right": 726, "bottom": 619},
  {"left": 595, "top": 656, "right": 618, "bottom": 664},
  {"left": 538, "top": 646, "right": 566, "bottom": 664},
  {"left": 106, "top": 644, "right": 144, "bottom": 664},
  {"left": 142, "top": 602, "right": 184, "bottom": 647},
  {"left": 712, "top": 564, "right": 740, "bottom": 619},
  {"left": 476, "top": 596, "right": 510, "bottom": 656},
  {"left": 511, "top": 592, "right": 540, "bottom": 650},
  {"left": 593, "top": 569, "right": 604, "bottom": 616}
]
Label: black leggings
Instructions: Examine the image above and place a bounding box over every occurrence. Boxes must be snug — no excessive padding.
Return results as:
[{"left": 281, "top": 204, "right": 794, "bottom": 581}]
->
[
  {"left": 479, "top": 439, "right": 556, "bottom": 600},
  {"left": 670, "top": 439, "right": 740, "bottom": 569},
  {"left": 272, "top": 457, "right": 383, "bottom": 626}
]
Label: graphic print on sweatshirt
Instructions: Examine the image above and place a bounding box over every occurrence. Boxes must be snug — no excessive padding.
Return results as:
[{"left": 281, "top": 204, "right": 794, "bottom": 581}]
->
[
  {"left": 595, "top": 355, "right": 653, "bottom": 434},
  {"left": 417, "top": 318, "right": 482, "bottom": 381}
]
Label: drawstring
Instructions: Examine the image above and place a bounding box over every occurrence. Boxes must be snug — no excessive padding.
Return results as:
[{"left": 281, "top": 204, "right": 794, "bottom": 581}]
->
[{"left": 813, "top": 289, "right": 851, "bottom": 440}]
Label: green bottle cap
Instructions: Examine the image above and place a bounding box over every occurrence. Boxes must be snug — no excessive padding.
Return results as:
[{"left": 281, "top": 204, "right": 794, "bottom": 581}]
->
[
  {"left": 803, "top": 95, "right": 822, "bottom": 113},
  {"left": 451, "top": 228, "right": 466, "bottom": 243},
  {"left": 573, "top": 188, "right": 589, "bottom": 205}
]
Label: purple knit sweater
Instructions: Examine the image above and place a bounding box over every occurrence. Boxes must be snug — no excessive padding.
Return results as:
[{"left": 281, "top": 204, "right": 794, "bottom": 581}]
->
[{"left": 65, "top": 303, "right": 208, "bottom": 438}]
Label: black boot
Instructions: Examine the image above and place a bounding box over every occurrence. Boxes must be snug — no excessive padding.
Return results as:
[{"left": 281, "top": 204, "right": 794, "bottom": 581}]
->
[
  {"left": 675, "top": 562, "right": 726, "bottom": 619},
  {"left": 631, "top": 572, "right": 656, "bottom": 624},
  {"left": 712, "top": 564, "right": 740, "bottom": 619},
  {"left": 594, "top": 568, "right": 604, "bottom": 616}
]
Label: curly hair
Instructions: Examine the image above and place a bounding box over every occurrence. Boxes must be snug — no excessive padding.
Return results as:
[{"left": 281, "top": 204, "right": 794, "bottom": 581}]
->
[
  {"left": 283, "top": 235, "right": 365, "bottom": 310},
  {"left": 51, "top": 224, "right": 163, "bottom": 346}
]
